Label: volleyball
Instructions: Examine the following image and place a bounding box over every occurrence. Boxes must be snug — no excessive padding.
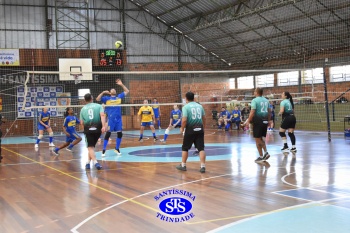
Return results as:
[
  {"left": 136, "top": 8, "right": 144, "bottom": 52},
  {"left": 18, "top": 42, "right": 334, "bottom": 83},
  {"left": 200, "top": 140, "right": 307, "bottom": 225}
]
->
[{"left": 115, "top": 41, "right": 123, "bottom": 49}]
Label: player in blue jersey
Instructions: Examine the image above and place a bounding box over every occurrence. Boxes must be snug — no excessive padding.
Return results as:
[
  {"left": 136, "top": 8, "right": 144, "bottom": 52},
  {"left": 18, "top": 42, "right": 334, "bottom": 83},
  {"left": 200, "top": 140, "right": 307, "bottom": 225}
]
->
[
  {"left": 52, "top": 107, "right": 82, "bottom": 155},
  {"left": 268, "top": 101, "right": 275, "bottom": 131},
  {"left": 152, "top": 98, "right": 161, "bottom": 129},
  {"left": 96, "top": 79, "right": 129, "bottom": 156},
  {"left": 218, "top": 107, "right": 231, "bottom": 131},
  {"left": 160, "top": 105, "right": 182, "bottom": 143},
  {"left": 35, "top": 107, "right": 55, "bottom": 148}
]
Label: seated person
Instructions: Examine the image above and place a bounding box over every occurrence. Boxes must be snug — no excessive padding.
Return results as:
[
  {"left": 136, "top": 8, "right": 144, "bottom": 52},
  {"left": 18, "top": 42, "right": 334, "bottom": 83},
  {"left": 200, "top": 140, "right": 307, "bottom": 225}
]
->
[
  {"left": 217, "top": 107, "right": 231, "bottom": 131},
  {"left": 241, "top": 103, "right": 250, "bottom": 131},
  {"left": 230, "top": 106, "right": 242, "bottom": 130}
]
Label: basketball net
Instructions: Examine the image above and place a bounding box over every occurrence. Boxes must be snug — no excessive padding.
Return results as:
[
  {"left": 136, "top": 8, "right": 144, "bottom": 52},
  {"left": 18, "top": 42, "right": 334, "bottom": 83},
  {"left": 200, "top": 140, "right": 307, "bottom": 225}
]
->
[{"left": 72, "top": 74, "right": 82, "bottom": 84}]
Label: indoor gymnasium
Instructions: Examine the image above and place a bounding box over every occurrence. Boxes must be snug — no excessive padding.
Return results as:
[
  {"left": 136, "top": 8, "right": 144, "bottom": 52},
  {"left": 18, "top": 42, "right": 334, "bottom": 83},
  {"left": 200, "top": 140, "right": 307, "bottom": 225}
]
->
[{"left": 0, "top": 0, "right": 350, "bottom": 232}]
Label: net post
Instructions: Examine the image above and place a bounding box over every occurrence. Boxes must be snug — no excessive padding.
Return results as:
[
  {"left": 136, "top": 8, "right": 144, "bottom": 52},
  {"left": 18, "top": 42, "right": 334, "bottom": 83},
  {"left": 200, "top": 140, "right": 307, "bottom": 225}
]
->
[
  {"left": 323, "top": 60, "right": 331, "bottom": 142},
  {"left": 21, "top": 71, "right": 31, "bottom": 111}
]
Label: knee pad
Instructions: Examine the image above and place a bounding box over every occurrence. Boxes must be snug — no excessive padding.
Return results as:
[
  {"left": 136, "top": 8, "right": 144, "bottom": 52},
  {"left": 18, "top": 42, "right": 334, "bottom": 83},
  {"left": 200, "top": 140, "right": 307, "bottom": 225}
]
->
[
  {"left": 279, "top": 132, "right": 286, "bottom": 137},
  {"left": 38, "top": 134, "right": 43, "bottom": 139},
  {"left": 104, "top": 131, "right": 111, "bottom": 140},
  {"left": 49, "top": 132, "right": 54, "bottom": 136},
  {"left": 288, "top": 132, "right": 294, "bottom": 137},
  {"left": 165, "top": 129, "right": 170, "bottom": 134},
  {"left": 117, "top": 132, "right": 123, "bottom": 139}
]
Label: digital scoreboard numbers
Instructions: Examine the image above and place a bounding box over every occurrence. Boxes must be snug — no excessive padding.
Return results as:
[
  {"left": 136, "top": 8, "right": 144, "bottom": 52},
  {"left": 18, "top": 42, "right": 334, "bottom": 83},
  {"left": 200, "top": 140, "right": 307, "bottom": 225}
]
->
[{"left": 98, "top": 49, "right": 123, "bottom": 70}]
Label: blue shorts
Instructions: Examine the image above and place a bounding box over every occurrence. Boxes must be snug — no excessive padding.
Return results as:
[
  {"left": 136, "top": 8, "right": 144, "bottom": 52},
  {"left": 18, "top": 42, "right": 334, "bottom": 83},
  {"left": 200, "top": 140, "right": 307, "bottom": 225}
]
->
[
  {"left": 38, "top": 124, "right": 50, "bottom": 131},
  {"left": 108, "top": 118, "right": 122, "bottom": 132},
  {"left": 154, "top": 113, "right": 160, "bottom": 119},
  {"left": 141, "top": 121, "right": 154, "bottom": 127},
  {"left": 66, "top": 131, "right": 81, "bottom": 143}
]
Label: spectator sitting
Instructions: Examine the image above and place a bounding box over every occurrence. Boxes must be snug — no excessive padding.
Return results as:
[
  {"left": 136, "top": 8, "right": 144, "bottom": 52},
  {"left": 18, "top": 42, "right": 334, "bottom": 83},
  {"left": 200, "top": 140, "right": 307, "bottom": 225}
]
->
[
  {"left": 218, "top": 107, "right": 231, "bottom": 131},
  {"left": 230, "top": 106, "right": 242, "bottom": 130},
  {"left": 241, "top": 103, "right": 250, "bottom": 131}
]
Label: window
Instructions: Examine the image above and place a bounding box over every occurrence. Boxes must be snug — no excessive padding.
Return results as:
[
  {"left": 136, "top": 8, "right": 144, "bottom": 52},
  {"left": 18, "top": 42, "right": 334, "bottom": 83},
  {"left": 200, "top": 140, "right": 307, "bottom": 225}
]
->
[
  {"left": 330, "top": 65, "right": 350, "bottom": 82},
  {"left": 229, "top": 78, "right": 236, "bottom": 89},
  {"left": 255, "top": 74, "right": 274, "bottom": 87},
  {"left": 278, "top": 71, "right": 299, "bottom": 86},
  {"left": 301, "top": 68, "right": 323, "bottom": 84},
  {"left": 78, "top": 89, "right": 90, "bottom": 99},
  {"left": 237, "top": 76, "right": 254, "bottom": 89}
]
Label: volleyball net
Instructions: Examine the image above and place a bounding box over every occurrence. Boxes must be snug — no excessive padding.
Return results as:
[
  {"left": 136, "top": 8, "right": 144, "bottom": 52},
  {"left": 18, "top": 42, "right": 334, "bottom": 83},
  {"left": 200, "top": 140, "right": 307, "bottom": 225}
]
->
[{"left": 1, "top": 69, "right": 349, "bottom": 139}]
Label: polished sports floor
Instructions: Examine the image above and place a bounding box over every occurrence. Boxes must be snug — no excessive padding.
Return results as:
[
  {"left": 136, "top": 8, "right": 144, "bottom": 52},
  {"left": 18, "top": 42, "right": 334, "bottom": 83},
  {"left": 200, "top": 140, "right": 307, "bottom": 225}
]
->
[{"left": 1, "top": 128, "right": 349, "bottom": 233}]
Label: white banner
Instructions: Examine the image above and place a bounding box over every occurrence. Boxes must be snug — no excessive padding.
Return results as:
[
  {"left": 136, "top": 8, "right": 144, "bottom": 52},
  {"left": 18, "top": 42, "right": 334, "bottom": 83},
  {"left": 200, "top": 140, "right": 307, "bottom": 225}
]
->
[
  {"left": 0, "top": 49, "right": 20, "bottom": 66},
  {"left": 17, "top": 86, "right": 64, "bottom": 118}
]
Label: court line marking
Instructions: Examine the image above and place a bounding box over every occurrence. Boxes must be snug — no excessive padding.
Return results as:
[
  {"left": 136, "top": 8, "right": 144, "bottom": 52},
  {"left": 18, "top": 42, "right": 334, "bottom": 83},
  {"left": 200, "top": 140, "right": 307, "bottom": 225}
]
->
[
  {"left": 71, "top": 173, "right": 231, "bottom": 233},
  {"left": 0, "top": 160, "right": 174, "bottom": 181},
  {"left": 2, "top": 147, "right": 159, "bottom": 213},
  {"left": 202, "top": 198, "right": 349, "bottom": 230},
  {"left": 0, "top": 158, "right": 81, "bottom": 166}
]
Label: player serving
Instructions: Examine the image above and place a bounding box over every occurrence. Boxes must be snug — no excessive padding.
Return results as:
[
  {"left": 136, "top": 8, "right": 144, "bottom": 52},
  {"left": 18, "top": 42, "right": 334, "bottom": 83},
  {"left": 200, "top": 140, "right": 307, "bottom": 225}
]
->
[{"left": 96, "top": 79, "right": 129, "bottom": 156}]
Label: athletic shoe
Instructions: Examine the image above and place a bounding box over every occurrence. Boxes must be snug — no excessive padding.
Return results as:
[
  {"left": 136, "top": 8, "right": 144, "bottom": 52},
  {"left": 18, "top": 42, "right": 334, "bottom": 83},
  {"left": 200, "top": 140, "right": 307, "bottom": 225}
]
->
[
  {"left": 34, "top": 144, "right": 39, "bottom": 148},
  {"left": 85, "top": 164, "right": 90, "bottom": 169},
  {"left": 101, "top": 153, "right": 106, "bottom": 157},
  {"left": 262, "top": 152, "right": 270, "bottom": 161},
  {"left": 95, "top": 162, "right": 102, "bottom": 170},
  {"left": 192, "top": 150, "right": 199, "bottom": 156},
  {"left": 199, "top": 167, "right": 206, "bottom": 173},
  {"left": 255, "top": 157, "right": 264, "bottom": 163},
  {"left": 66, "top": 146, "right": 73, "bottom": 152},
  {"left": 160, "top": 139, "right": 166, "bottom": 143},
  {"left": 52, "top": 148, "right": 59, "bottom": 156},
  {"left": 139, "top": 138, "right": 143, "bottom": 142},
  {"left": 176, "top": 164, "right": 187, "bottom": 171},
  {"left": 114, "top": 148, "right": 122, "bottom": 156},
  {"left": 154, "top": 137, "right": 159, "bottom": 142},
  {"left": 49, "top": 143, "right": 55, "bottom": 147},
  {"left": 281, "top": 146, "right": 289, "bottom": 153},
  {"left": 290, "top": 148, "right": 297, "bottom": 153}
]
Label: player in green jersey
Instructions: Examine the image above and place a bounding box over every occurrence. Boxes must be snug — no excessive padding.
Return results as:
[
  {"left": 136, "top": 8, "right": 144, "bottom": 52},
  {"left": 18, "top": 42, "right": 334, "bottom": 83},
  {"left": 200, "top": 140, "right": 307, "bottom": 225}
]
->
[
  {"left": 176, "top": 92, "right": 206, "bottom": 173},
  {"left": 80, "top": 93, "right": 107, "bottom": 170},
  {"left": 243, "top": 88, "right": 272, "bottom": 163}
]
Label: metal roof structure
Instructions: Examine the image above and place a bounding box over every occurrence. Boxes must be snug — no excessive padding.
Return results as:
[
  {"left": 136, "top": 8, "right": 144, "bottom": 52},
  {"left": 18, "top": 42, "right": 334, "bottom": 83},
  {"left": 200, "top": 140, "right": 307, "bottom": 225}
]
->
[{"left": 129, "top": 0, "right": 350, "bottom": 68}]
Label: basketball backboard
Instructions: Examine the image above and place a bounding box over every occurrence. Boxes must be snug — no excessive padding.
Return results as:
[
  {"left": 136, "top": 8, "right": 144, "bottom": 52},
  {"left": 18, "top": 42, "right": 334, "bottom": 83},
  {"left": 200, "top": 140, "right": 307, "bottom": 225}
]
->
[{"left": 58, "top": 58, "right": 93, "bottom": 81}]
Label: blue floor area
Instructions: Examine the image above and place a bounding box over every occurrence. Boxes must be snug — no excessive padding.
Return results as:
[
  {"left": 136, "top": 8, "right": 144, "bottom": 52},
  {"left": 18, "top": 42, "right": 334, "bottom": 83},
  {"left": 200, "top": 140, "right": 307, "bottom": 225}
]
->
[
  {"left": 210, "top": 204, "right": 350, "bottom": 233},
  {"left": 275, "top": 188, "right": 342, "bottom": 201}
]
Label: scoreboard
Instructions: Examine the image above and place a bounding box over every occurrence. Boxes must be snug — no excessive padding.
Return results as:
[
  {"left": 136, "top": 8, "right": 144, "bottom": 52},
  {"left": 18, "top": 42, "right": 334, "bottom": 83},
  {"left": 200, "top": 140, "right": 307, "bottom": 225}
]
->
[{"left": 98, "top": 49, "right": 123, "bottom": 70}]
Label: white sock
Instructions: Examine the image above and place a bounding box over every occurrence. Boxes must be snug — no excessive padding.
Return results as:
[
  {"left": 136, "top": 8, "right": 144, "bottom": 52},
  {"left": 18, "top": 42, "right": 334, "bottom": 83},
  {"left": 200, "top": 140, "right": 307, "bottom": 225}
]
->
[
  {"left": 283, "top": 139, "right": 287, "bottom": 143},
  {"left": 93, "top": 160, "right": 98, "bottom": 164},
  {"left": 86, "top": 161, "right": 90, "bottom": 165},
  {"left": 181, "top": 162, "right": 186, "bottom": 167},
  {"left": 201, "top": 164, "right": 205, "bottom": 168},
  {"left": 292, "top": 145, "right": 296, "bottom": 148}
]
